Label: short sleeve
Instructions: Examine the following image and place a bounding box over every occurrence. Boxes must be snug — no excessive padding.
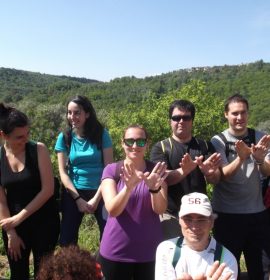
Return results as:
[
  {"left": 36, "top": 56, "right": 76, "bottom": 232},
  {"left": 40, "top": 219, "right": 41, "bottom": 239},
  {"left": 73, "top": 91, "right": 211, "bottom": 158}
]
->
[
  {"left": 101, "top": 162, "right": 117, "bottom": 181},
  {"left": 211, "top": 135, "right": 228, "bottom": 165},
  {"left": 54, "top": 132, "right": 67, "bottom": 153},
  {"left": 150, "top": 142, "right": 168, "bottom": 165},
  {"left": 102, "top": 129, "right": 113, "bottom": 149}
]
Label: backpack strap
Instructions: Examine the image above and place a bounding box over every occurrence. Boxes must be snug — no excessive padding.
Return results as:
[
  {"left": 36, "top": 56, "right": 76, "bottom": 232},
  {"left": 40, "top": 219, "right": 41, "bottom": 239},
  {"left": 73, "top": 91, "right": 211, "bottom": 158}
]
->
[
  {"left": 172, "top": 237, "right": 184, "bottom": 268},
  {"left": 247, "top": 128, "right": 256, "bottom": 145},
  {"left": 218, "top": 128, "right": 256, "bottom": 158},
  {"left": 194, "top": 138, "right": 209, "bottom": 158},
  {"left": 214, "top": 242, "right": 224, "bottom": 262},
  {"left": 161, "top": 137, "right": 173, "bottom": 155},
  {"left": 217, "top": 132, "right": 236, "bottom": 158},
  {"left": 172, "top": 237, "right": 224, "bottom": 268}
]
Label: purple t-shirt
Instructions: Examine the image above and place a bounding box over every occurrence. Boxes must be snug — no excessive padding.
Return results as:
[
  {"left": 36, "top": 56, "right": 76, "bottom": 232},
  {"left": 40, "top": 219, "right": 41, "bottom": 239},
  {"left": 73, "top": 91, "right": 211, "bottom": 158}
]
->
[{"left": 100, "top": 161, "right": 163, "bottom": 262}]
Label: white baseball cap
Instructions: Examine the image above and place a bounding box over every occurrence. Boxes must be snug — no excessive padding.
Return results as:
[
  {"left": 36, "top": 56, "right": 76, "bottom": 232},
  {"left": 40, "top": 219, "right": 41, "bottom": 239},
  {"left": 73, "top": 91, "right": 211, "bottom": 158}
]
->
[{"left": 179, "top": 192, "right": 212, "bottom": 218}]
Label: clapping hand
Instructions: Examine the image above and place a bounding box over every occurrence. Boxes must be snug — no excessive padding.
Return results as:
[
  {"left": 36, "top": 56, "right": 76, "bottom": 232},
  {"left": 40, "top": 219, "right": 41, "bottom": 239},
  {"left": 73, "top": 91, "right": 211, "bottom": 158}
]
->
[
  {"left": 141, "top": 162, "right": 168, "bottom": 191},
  {"left": 177, "top": 261, "right": 232, "bottom": 280},
  {"left": 235, "top": 140, "right": 251, "bottom": 161},
  {"left": 196, "top": 153, "right": 221, "bottom": 177},
  {"left": 120, "top": 163, "right": 143, "bottom": 190},
  {"left": 180, "top": 153, "right": 198, "bottom": 175}
]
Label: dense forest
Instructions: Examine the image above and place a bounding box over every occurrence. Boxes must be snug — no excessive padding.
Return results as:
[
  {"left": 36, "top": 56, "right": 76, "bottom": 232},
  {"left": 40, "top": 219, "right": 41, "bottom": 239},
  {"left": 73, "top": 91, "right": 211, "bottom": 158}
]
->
[
  {"left": 0, "top": 60, "right": 269, "bottom": 164},
  {"left": 1, "top": 59, "right": 269, "bottom": 126}
]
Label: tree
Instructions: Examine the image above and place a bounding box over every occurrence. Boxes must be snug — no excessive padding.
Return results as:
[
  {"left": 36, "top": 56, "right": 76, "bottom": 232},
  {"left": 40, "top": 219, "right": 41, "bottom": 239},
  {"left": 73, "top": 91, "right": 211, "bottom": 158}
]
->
[{"left": 107, "top": 80, "right": 225, "bottom": 160}]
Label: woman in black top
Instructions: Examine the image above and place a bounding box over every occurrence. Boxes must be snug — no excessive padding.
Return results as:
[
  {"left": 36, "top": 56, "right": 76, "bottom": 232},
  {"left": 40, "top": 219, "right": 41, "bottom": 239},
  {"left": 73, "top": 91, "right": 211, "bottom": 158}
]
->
[{"left": 0, "top": 103, "right": 60, "bottom": 280}]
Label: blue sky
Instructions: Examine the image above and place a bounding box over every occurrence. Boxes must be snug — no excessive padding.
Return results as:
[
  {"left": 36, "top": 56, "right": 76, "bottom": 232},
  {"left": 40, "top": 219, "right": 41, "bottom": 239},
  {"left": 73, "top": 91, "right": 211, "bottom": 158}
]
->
[{"left": 1, "top": 0, "right": 270, "bottom": 82}]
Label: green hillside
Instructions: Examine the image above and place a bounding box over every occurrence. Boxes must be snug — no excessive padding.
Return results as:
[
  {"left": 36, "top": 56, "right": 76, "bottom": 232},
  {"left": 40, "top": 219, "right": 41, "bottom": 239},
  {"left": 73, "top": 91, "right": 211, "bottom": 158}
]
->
[{"left": 0, "top": 59, "right": 269, "bottom": 127}]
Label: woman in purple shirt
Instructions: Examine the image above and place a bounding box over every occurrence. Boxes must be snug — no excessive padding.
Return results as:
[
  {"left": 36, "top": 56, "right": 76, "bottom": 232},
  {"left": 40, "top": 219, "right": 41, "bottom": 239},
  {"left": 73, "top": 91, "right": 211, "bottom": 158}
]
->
[{"left": 99, "top": 124, "right": 168, "bottom": 280}]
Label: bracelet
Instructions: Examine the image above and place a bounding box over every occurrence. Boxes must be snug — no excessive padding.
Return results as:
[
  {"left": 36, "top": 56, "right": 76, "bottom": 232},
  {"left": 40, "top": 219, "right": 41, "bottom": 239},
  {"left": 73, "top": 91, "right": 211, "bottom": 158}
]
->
[
  {"left": 74, "top": 195, "right": 81, "bottom": 201},
  {"left": 255, "top": 160, "right": 264, "bottom": 166},
  {"left": 149, "top": 186, "right": 161, "bottom": 194},
  {"left": 252, "top": 155, "right": 265, "bottom": 166}
]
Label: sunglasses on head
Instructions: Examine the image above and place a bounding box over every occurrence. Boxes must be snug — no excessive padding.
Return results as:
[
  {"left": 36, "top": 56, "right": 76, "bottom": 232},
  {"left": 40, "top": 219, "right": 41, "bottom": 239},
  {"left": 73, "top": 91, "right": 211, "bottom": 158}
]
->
[
  {"left": 171, "top": 115, "right": 192, "bottom": 122},
  {"left": 123, "top": 138, "right": 147, "bottom": 147}
]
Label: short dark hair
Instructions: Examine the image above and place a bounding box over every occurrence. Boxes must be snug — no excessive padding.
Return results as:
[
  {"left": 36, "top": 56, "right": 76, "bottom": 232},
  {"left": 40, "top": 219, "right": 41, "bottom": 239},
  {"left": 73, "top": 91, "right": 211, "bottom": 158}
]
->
[
  {"left": 0, "top": 103, "right": 29, "bottom": 135},
  {"left": 168, "top": 100, "right": 195, "bottom": 120},
  {"left": 224, "top": 94, "right": 249, "bottom": 112}
]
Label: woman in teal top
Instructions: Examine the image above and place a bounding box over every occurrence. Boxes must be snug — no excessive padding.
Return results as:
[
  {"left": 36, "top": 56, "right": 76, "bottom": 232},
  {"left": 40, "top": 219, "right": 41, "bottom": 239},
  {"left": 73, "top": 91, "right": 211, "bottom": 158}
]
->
[{"left": 55, "top": 95, "right": 113, "bottom": 246}]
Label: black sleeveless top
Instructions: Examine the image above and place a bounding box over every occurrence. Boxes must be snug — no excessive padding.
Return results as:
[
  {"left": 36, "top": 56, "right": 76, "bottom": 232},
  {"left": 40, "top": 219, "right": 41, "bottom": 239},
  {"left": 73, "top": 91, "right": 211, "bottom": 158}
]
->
[{"left": 0, "top": 141, "right": 58, "bottom": 225}]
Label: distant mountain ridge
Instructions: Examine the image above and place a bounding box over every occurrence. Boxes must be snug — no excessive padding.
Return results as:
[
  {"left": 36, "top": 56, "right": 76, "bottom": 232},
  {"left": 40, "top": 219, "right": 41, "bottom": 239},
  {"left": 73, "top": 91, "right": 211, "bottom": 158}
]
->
[{"left": 0, "top": 60, "right": 269, "bottom": 127}]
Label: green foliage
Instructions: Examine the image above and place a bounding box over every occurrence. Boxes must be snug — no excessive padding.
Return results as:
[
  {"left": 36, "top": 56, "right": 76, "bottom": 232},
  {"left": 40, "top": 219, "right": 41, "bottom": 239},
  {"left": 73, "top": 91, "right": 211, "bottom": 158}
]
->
[
  {"left": 107, "top": 80, "right": 225, "bottom": 160},
  {"left": 1, "top": 61, "right": 270, "bottom": 127}
]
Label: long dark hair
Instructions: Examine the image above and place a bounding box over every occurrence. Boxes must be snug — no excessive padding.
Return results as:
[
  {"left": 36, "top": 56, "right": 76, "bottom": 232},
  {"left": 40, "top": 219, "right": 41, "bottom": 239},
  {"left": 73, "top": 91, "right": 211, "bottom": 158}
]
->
[
  {"left": 0, "top": 103, "right": 29, "bottom": 135},
  {"left": 66, "top": 95, "right": 104, "bottom": 149}
]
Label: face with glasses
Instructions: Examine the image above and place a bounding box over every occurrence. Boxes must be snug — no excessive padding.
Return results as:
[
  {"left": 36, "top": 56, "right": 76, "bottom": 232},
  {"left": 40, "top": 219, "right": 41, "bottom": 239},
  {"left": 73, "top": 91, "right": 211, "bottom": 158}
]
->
[
  {"left": 170, "top": 108, "right": 193, "bottom": 142},
  {"left": 180, "top": 213, "right": 213, "bottom": 248},
  {"left": 122, "top": 127, "right": 147, "bottom": 160}
]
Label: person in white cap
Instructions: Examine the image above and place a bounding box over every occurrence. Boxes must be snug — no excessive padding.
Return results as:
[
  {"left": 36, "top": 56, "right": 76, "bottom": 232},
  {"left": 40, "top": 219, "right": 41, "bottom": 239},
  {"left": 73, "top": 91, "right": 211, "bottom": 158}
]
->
[{"left": 155, "top": 192, "right": 238, "bottom": 280}]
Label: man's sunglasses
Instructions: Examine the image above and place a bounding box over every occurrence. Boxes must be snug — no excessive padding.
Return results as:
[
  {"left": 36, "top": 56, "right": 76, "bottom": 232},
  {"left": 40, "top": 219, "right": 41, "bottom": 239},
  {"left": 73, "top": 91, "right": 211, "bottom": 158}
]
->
[
  {"left": 171, "top": 115, "right": 192, "bottom": 122},
  {"left": 123, "top": 138, "right": 147, "bottom": 147}
]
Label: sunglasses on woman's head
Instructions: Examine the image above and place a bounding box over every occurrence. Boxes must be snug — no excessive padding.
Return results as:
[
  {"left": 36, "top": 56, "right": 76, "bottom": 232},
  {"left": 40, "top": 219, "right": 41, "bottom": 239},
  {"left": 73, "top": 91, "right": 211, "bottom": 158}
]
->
[{"left": 123, "top": 138, "right": 147, "bottom": 147}]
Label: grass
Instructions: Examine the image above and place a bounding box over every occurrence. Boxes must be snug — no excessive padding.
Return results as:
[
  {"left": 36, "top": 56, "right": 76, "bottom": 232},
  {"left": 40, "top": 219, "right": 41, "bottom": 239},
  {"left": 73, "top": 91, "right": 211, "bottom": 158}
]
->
[{"left": 0, "top": 215, "right": 99, "bottom": 279}]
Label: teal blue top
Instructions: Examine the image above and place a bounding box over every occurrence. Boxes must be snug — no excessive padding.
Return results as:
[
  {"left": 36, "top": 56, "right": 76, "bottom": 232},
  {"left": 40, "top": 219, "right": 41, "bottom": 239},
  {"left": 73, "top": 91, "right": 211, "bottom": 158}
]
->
[{"left": 55, "top": 129, "right": 112, "bottom": 190}]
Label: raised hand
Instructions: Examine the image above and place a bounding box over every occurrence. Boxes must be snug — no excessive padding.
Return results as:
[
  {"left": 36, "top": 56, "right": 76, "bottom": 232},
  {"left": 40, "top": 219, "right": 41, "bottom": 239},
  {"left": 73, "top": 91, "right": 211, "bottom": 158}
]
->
[
  {"left": 180, "top": 153, "right": 198, "bottom": 175},
  {"left": 235, "top": 140, "right": 251, "bottom": 161},
  {"left": 196, "top": 152, "right": 221, "bottom": 177},
  {"left": 120, "top": 162, "right": 142, "bottom": 190},
  {"left": 177, "top": 261, "right": 232, "bottom": 280},
  {"left": 251, "top": 135, "right": 270, "bottom": 163},
  {"left": 141, "top": 162, "right": 168, "bottom": 191},
  {"left": 256, "top": 134, "right": 270, "bottom": 149}
]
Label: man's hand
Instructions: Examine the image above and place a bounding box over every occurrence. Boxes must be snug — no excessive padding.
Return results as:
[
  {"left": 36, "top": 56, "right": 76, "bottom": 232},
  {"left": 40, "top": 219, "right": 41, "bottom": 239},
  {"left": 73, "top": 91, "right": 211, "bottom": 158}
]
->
[
  {"left": 177, "top": 261, "right": 232, "bottom": 280},
  {"left": 196, "top": 153, "right": 221, "bottom": 177},
  {"left": 180, "top": 153, "right": 198, "bottom": 175},
  {"left": 235, "top": 140, "right": 251, "bottom": 161}
]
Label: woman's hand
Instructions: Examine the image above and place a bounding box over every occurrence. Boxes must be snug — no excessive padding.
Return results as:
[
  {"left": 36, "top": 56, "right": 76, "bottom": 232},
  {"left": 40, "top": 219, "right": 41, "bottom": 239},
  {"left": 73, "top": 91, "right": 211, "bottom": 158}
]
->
[
  {"left": 76, "top": 198, "right": 93, "bottom": 213},
  {"left": 142, "top": 162, "right": 168, "bottom": 191},
  {"left": 6, "top": 229, "right": 25, "bottom": 261},
  {"left": 87, "top": 197, "right": 99, "bottom": 213},
  {"left": 0, "top": 214, "right": 21, "bottom": 231},
  {"left": 121, "top": 163, "right": 142, "bottom": 190}
]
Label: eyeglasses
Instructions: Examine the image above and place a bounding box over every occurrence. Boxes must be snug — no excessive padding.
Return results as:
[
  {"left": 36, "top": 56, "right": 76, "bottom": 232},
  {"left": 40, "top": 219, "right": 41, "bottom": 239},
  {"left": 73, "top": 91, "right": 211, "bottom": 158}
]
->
[
  {"left": 123, "top": 138, "right": 147, "bottom": 147},
  {"left": 171, "top": 115, "right": 192, "bottom": 122},
  {"left": 182, "top": 217, "right": 210, "bottom": 226}
]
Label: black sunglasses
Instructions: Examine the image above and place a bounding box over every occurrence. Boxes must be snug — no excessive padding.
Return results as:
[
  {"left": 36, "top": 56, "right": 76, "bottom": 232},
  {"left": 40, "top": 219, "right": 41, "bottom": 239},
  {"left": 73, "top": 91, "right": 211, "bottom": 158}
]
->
[
  {"left": 171, "top": 115, "right": 192, "bottom": 122},
  {"left": 123, "top": 138, "right": 147, "bottom": 147}
]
